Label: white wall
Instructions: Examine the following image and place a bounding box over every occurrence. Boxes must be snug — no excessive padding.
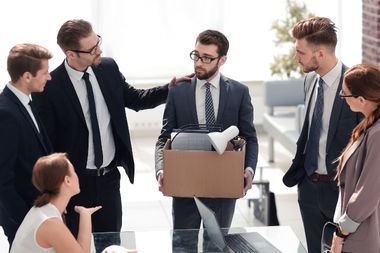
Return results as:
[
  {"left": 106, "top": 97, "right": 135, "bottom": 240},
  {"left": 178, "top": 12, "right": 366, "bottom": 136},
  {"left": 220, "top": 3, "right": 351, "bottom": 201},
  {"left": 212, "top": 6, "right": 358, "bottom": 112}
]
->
[{"left": 0, "top": 0, "right": 362, "bottom": 88}]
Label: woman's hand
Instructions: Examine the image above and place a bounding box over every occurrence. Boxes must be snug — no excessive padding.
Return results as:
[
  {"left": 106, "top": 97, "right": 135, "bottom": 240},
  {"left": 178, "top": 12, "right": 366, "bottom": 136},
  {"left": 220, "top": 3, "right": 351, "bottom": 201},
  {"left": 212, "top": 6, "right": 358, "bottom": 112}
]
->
[
  {"left": 74, "top": 205, "right": 102, "bottom": 216},
  {"left": 330, "top": 234, "right": 344, "bottom": 253}
]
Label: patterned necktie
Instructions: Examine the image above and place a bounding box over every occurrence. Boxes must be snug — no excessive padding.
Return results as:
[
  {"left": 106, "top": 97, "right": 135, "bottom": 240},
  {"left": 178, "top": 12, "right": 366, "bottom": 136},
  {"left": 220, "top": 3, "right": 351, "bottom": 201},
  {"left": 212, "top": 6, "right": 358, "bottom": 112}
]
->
[
  {"left": 205, "top": 82, "right": 215, "bottom": 126},
  {"left": 304, "top": 77, "right": 325, "bottom": 175},
  {"left": 83, "top": 72, "right": 103, "bottom": 169}
]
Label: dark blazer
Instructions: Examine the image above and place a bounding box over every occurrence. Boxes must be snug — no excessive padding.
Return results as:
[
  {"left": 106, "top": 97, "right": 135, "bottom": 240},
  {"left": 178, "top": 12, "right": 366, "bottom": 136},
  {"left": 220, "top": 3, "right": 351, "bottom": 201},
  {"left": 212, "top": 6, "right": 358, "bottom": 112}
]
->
[
  {"left": 283, "top": 65, "right": 362, "bottom": 187},
  {"left": 156, "top": 76, "right": 258, "bottom": 173},
  {"left": 0, "top": 87, "right": 51, "bottom": 242},
  {"left": 32, "top": 57, "right": 168, "bottom": 183}
]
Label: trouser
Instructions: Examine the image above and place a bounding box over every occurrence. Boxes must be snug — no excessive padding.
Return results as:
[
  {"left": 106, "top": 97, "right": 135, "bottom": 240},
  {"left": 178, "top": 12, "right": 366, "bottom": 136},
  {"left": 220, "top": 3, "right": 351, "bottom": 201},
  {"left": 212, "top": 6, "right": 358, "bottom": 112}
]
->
[
  {"left": 298, "top": 176, "right": 338, "bottom": 253},
  {"left": 172, "top": 197, "right": 236, "bottom": 252}
]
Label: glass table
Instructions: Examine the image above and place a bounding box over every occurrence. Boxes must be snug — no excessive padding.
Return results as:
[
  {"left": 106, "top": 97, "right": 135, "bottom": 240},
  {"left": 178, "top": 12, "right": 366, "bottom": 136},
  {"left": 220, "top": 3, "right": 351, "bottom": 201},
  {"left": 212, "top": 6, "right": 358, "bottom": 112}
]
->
[{"left": 92, "top": 226, "right": 306, "bottom": 253}]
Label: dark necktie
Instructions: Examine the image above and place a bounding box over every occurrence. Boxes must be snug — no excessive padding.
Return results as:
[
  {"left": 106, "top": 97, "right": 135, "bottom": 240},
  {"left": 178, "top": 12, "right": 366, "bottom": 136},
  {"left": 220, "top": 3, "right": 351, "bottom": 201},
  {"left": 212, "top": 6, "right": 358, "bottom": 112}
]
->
[
  {"left": 82, "top": 72, "right": 103, "bottom": 169},
  {"left": 205, "top": 82, "right": 215, "bottom": 126},
  {"left": 304, "top": 78, "right": 325, "bottom": 175}
]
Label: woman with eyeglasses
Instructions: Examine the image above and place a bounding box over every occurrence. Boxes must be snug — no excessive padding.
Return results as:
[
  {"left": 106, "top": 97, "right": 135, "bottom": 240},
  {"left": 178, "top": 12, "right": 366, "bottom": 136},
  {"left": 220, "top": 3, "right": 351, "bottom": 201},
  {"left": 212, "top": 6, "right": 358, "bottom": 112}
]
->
[
  {"left": 330, "top": 64, "right": 380, "bottom": 253},
  {"left": 10, "top": 153, "right": 101, "bottom": 253}
]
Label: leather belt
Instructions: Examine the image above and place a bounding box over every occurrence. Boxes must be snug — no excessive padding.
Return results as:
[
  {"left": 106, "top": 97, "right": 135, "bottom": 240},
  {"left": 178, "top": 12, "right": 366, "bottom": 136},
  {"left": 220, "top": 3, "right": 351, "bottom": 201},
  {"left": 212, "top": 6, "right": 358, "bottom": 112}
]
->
[
  {"left": 84, "top": 166, "right": 113, "bottom": 176},
  {"left": 308, "top": 173, "right": 331, "bottom": 182}
]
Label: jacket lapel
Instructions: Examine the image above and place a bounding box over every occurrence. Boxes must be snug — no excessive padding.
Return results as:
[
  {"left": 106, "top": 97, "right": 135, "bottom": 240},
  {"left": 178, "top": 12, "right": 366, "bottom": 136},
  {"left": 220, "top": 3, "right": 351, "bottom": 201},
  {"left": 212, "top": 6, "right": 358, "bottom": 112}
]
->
[
  {"left": 189, "top": 77, "right": 199, "bottom": 124},
  {"left": 3, "top": 87, "right": 50, "bottom": 153},
  {"left": 326, "top": 65, "right": 347, "bottom": 151},
  {"left": 216, "top": 75, "right": 228, "bottom": 125},
  {"left": 58, "top": 61, "right": 87, "bottom": 126}
]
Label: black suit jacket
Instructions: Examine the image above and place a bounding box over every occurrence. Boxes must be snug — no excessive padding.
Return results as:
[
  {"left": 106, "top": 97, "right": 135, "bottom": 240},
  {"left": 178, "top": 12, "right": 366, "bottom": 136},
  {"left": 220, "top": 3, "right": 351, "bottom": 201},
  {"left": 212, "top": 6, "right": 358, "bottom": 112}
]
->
[
  {"left": 155, "top": 76, "right": 258, "bottom": 174},
  {"left": 0, "top": 87, "right": 51, "bottom": 238},
  {"left": 283, "top": 65, "right": 363, "bottom": 187},
  {"left": 32, "top": 57, "right": 168, "bottom": 183}
]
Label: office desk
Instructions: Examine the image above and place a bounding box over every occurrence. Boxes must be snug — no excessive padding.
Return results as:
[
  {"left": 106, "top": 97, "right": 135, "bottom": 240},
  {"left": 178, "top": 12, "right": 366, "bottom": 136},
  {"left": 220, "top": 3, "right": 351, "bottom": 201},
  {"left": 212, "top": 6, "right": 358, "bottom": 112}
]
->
[{"left": 92, "top": 226, "right": 306, "bottom": 253}]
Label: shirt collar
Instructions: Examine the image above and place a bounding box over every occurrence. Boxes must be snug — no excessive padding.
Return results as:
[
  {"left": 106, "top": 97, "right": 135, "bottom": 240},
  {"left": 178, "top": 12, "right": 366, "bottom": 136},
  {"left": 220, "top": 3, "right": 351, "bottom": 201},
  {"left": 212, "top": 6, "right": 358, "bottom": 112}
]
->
[
  {"left": 64, "top": 59, "right": 95, "bottom": 81},
  {"left": 197, "top": 72, "right": 221, "bottom": 89},
  {"left": 6, "top": 82, "right": 31, "bottom": 106},
  {"left": 320, "top": 60, "right": 342, "bottom": 88}
]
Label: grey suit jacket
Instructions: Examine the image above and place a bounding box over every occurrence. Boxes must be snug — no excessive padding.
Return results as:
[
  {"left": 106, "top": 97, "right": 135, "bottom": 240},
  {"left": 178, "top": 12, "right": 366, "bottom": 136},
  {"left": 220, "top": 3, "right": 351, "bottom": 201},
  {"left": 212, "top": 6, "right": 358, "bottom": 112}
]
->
[
  {"left": 155, "top": 75, "right": 258, "bottom": 175},
  {"left": 283, "top": 65, "right": 362, "bottom": 187},
  {"left": 337, "top": 119, "right": 380, "bottom": 252}
]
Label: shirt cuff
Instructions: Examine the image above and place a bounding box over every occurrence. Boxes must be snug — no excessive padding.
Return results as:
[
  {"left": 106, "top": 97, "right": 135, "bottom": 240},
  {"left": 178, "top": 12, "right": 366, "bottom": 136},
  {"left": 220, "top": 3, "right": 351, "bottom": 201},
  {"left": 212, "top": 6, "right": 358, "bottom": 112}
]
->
[
  {"left": 245, "top": 167, "right": 254, "bottom": 179},
  {"left": 338, "top": 211, "right": 360, "bottom": 233},
  {"left": 156, "top": 169, "right": 163, "bottom": 178}
]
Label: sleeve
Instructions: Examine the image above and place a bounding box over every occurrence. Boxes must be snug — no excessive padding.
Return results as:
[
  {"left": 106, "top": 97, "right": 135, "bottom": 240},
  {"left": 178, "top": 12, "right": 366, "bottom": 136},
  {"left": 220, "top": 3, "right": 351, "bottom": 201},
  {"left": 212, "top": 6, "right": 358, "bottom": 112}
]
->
[
  {"left": 339, "top": 129, "right": 380, "bottom": 233},
  {"left": 154, "top": 89, "right": 177, "bottom": 175},
  {"left": 0, "top": 109, "right": 29, "bottom": 225},
  {"left": 238, "top": 86, "right": 258, "bottom": 171},
  {"left": 109, "top": 59, "right": 169, "bottom": 111}
]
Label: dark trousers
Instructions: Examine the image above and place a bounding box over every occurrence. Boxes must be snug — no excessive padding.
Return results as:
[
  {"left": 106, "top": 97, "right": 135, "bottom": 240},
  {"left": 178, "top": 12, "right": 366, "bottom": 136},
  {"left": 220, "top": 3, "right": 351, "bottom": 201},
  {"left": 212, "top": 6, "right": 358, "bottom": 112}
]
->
[
  {"left": 65, "top": 167, "right": 122, "bottom": 253},
  {"left": 0, "top": 207, "right": 18, "bottom": 251},
  {"left": 298, "top": 176, "right": 338, "bottom": 253},
  {"left": 172, "top": 197, "right": 236, "bottom": 252}
]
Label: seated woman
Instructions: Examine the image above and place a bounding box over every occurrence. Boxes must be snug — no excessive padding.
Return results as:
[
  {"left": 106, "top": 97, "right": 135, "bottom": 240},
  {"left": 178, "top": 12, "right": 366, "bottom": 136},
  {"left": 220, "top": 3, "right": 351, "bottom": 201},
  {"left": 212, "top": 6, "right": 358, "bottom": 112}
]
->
[{"left": 10, "top": 153, "right": 101, "bottom": 253}]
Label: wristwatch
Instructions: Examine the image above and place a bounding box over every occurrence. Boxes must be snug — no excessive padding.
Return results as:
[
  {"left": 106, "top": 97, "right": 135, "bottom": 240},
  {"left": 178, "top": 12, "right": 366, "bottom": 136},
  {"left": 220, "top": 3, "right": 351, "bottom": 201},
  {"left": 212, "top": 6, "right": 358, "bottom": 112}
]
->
[{"left": 335, "top": 226, "right": 349, "bottom": 239}]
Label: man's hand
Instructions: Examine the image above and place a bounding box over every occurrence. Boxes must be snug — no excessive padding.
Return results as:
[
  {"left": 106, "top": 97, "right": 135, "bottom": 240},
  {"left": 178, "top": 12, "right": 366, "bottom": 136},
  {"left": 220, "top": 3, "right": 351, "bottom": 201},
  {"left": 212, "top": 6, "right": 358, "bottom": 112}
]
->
[
  {"left": 243, "top": 170, "right": 254, "bottom": 195},
  {"left": 157, "top": 173, "right": 164, "bottom": 193},
  {"left": 169, "top": 73, "right": 195, "bottom": 88}
]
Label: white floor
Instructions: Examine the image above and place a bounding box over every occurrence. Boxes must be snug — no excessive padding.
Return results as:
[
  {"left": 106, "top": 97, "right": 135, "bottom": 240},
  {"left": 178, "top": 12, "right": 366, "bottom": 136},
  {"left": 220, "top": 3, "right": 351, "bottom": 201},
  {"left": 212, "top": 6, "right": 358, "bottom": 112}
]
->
[{"left": 0, "top": 130, "right": 307, "bottom": 252}]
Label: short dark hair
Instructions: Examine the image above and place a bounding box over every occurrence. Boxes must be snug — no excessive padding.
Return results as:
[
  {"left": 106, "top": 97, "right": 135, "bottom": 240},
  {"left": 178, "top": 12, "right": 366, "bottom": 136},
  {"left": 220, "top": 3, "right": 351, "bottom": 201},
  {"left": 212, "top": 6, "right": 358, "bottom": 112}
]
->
[
  {"left": 57, "top": 19, "right": 93, "bottom": 51},
  {"left": 196, "top": 30, "right": 229, "bottom": 56},
  {"left": 292, "top": 17, "right": 337, "bottom": 51},
  {"left": 7, "top": 43, "right": 52, "bottom": 82},
  {"left": 32, "top": 153, "right": 71, "bottom": 207}
]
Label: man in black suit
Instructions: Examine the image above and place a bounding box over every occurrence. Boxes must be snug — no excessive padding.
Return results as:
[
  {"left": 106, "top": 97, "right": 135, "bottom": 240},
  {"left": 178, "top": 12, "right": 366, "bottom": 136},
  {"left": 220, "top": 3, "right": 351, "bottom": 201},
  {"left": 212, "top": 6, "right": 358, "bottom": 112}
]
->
[
  {"left": 155, "top": 30, "right": 258, "bottom": 252},
  {"left": 32, "top": 19, "right": 173, "bottom": 247},
  {"left": 282, "top": 17, "right": 362, "bottom": 253},
  {"left": 0, "top": 43, "right": 53, "bottom": 248}
]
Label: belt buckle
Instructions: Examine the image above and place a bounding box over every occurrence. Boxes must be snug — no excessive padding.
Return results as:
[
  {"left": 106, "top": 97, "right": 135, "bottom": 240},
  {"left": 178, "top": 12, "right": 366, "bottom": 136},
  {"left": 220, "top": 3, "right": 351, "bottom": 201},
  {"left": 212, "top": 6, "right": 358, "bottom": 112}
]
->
[{"left": 97, "top": 168, "right": 106, "bottom": 176}]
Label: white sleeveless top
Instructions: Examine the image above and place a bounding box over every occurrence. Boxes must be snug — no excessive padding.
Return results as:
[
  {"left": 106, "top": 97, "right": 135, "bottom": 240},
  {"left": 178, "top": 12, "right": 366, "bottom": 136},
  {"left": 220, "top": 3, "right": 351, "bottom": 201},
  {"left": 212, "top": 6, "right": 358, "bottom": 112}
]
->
[{"left": 10, "top": 203, "right": 62, "bottom": 253}]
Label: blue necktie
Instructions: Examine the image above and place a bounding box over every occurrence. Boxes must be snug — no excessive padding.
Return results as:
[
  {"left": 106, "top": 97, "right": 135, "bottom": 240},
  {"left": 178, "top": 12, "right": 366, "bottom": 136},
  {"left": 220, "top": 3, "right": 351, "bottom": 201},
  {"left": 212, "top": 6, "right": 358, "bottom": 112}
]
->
[
  {"left": 205, "top": 82, "right": 215, "bottom": 126},
  {"left": 83, "top": 72, "right": 103, "bottom": 169},
  {"left": 304, "top": 78, "right": 324, "bottom": 175}
]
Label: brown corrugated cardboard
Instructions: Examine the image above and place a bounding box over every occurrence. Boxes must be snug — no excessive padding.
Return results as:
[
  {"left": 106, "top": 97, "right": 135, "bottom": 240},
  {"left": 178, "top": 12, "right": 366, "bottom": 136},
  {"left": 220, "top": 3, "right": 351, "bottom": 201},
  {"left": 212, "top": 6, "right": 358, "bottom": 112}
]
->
[{"left": 163, "top": 140, "right": 245, "bottom": 198}]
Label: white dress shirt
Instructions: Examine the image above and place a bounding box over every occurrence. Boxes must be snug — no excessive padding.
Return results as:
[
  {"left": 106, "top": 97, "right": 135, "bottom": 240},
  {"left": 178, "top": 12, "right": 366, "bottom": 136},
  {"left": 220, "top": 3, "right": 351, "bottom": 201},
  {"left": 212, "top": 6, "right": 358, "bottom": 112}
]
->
[
  {"left": 195, "top": 72, "right": 220, "bottom": 124},
  {"left": 308, "top": 60, "right": 342, "bottom": 175},
  {"left": 65, "top": 60, "right": 115, "bottom": 169}
]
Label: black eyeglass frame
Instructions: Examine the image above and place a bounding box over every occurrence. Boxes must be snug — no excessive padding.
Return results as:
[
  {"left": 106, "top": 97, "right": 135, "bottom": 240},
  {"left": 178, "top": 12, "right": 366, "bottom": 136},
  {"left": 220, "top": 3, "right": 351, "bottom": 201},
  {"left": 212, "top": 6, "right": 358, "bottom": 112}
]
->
[
  {"left": 189, "top": 50, "right": 220, "bottom": 64},
  {"left": 339, "top": 89, "right": 358, "bottom": 99},
  {"left": 69, "top": 35, "right": 102, "bottom": 55}
]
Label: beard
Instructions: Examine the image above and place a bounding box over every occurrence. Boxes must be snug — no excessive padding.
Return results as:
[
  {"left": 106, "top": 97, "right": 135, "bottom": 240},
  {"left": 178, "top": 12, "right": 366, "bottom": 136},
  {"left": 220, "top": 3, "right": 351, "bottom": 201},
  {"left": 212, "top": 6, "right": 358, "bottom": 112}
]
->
[
  {"left": 300, "top": 56, "right": 319, "bottom": 73},
  {"left": 91, "top": 54, "right": 102, "bottom": 66},
  {"left": 195, "top": 63, "right": 219, "bottom": 80}
]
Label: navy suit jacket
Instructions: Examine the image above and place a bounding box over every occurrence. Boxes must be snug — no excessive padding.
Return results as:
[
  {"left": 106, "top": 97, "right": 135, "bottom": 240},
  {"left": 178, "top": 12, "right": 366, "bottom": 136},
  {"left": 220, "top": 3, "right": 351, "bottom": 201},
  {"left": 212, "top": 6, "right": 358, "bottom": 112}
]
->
[
  {"left": 0, "top": 87, "right": 51, "bottom": 239},
  {"left": 32, "top": 57, "right": 168, "bottom": 184},
  {"left": 283, "top": 65, "right": 363, "bottom": 187},
  {"left": 155, "top": 76, "right": 258, "bottom": 174}
]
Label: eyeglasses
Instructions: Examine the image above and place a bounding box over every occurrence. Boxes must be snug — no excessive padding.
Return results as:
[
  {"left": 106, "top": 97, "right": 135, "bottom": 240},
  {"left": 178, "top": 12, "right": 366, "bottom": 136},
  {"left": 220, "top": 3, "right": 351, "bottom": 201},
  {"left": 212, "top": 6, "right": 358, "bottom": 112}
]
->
[
  {"left": 190, "top": 50, "right": 219, "bottom": 64},
  {"left": 70, "top": 35, "right": 102, "bottom": 55},
  {"left": 339, "top": 89, "right": 358, "bottom": 99}
]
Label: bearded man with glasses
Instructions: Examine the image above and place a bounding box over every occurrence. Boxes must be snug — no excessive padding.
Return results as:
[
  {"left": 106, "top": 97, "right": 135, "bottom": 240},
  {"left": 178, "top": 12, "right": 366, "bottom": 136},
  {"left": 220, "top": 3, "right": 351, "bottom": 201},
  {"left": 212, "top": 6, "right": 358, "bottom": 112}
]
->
[{"left": 155, "top": 29, "right": 258, "bottom": 252}]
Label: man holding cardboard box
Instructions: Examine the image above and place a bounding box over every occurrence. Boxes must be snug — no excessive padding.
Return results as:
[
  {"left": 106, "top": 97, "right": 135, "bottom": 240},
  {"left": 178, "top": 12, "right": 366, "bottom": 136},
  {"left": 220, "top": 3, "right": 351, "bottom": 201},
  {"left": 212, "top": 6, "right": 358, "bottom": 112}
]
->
[{"left": 155, "top": 30, "right": 258, "bottom": 252}]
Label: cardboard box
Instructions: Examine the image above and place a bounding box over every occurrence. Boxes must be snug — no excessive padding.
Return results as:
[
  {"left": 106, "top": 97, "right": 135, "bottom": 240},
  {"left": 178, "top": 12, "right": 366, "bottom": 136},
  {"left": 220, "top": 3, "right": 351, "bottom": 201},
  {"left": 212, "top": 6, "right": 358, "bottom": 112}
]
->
[{"left": 163, "top": 140, "right": 245, "bottom": 198}]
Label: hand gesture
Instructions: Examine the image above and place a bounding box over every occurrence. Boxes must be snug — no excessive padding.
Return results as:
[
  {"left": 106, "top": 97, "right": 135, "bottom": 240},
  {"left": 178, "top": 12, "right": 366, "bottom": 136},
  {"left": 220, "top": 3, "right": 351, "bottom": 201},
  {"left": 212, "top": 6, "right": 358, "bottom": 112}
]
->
[
  {"left": 169, "top": 73, "right": 195, "bottom": 87},
  {"left": 74, "top": 205, "right": 102, "bottom": 216}
]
